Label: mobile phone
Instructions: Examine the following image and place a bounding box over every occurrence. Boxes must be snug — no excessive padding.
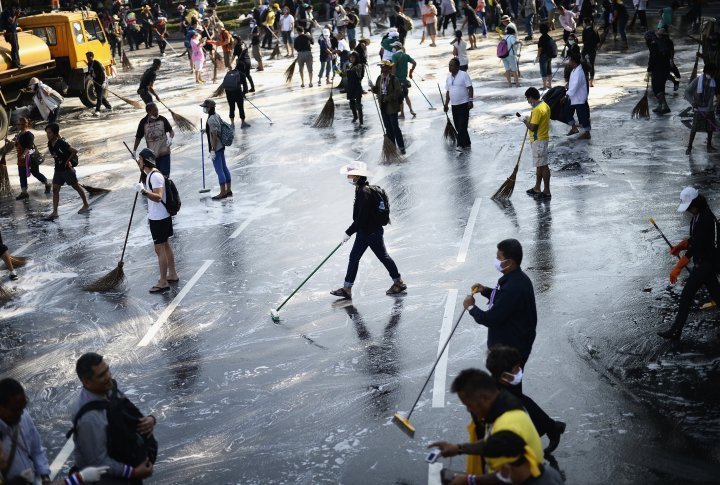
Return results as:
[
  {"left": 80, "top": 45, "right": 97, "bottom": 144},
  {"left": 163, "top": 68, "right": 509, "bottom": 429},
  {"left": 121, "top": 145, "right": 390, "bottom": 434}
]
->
[
  {"left": 426, "top": 447, "right": 441, "bottom": 464},
  {"left": 516, "top": 112, "right": 521, "bottom": 118}
]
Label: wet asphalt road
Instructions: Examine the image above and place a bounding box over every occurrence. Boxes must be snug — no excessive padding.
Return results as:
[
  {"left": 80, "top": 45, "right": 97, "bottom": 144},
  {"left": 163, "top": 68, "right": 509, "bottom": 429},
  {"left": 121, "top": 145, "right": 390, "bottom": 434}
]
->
[{"left": 2, "top": 8, "right": 720, "bottom": 484}]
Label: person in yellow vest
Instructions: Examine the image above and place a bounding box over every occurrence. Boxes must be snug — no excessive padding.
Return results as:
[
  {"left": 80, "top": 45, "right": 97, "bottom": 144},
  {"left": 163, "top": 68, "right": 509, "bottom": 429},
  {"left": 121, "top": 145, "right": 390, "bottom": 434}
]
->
[
  {"left": 428, "top": 368, "right": 543, "bottom": 483},
  {"left": 478, "top": 430, "right": 564, "bottom": 484}
]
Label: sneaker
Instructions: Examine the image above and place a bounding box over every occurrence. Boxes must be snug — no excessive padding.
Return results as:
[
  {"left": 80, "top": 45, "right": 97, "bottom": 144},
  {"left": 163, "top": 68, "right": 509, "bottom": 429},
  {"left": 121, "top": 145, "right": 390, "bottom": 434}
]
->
[
  {"left": 537, "top": 192, "right": 552, "bottom": 200},
  {"left": 386, "top": 281, "right": 407, "bottom": 295},
  {"left": 566, "top": 127, "right": 579, "bottom": 136},
  {"left": 9, "top": 272, "right": 18, "bottom": 281},
  {"left": 15, "top": 192, "right": 28, "bottom": 200},
  {"left": 93, "top": 111, "right": 100, "bottom": 117},
  {"left": 318, "top": 79, "right": 322, "bottom": 86},
  {"left": 241, "top": 121, "right": 251, "bottom": 128},
  {"left": 526, "top": 188, "right": 540, "bottom": 196},
  {"left": 400, "top": 148, "right": 406, "bottom": 155},
  {"left": 544, "top": 421, "right": 566, "bottom": 454},
  {"left": 330, "top": 287, "right": 352, "bottom": 299}
]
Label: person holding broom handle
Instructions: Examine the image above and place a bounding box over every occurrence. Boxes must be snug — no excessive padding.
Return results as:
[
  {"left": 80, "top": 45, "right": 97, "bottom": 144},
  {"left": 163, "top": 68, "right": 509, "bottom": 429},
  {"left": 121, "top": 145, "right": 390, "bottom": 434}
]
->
[
  {"left": 685, "top": 63, "right": 718, "bottom": 155},
  {"left": 138, "top": 59, "right": 162, "bottom": 105},
  {"left": 135, "top": 148, "right": 178, "bottom": 294},
  {"left": 133, "top": 102, "right": 175, "bottom": 177},
  {"left": 86, "top": 52, "right": 113, "bottom": 117},
  {"left": 658, "top": 188, "right": 720, "bottom": 340},
  {"left": 369, "top": 60, "right": 406, "bottom": 155},
  {"left": 443, "top": 57, "right": 473, "bottom": 151},
  {"left": 293, "top": 26, "right": 314, "bottom": 88},
  {"left": 522, "top": 87, "right": 552, "bottom": 199}
]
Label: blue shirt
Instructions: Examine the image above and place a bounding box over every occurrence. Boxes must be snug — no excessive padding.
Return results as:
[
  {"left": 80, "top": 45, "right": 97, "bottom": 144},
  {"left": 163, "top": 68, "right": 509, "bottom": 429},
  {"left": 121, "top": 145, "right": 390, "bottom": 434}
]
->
[{"left": 0, "top": 411, "right": 51, "bottom": 480}]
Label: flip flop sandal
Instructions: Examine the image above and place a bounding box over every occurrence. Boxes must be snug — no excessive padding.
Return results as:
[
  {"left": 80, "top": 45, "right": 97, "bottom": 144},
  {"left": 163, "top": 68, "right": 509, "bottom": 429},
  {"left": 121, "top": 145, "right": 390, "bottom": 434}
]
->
[
  {"left": 149, "top": 286, "right": 170, "bottom": 293},
  {"left": 167, "top": 278, "right": 179, "bottom": 283},
  {"left": 330, "top": 288, "right": 352, "bottom": 299}
]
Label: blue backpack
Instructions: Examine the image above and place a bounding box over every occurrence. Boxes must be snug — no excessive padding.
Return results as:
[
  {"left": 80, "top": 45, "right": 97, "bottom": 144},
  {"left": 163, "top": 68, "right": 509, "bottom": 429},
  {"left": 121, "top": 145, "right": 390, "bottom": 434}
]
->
[{"left": 184, "top": 28, "right": 196, "bottom": 49}]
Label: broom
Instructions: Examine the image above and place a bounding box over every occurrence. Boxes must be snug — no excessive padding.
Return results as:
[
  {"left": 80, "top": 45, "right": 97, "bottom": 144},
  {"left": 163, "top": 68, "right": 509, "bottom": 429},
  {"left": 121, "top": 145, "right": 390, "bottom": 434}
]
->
[
  {"left": 121, "top": 49, "right": 133, "bottom": 70},
  {"left": 312, "top": 88, "right": 335, "bottom": 128},
  {"left": 81, "top": 184, "right": 111, "bottom": 195},
  {"left": 82, "top": 144, "right": 141, "bottom": 292},
  {"left": 211, "top": 83, "right": 225, "bottom": 97},
  {"left": 438, "top": 85, "right": 457, "bottom": 144},
  {"left": 0, "top": 281, "right": 12, "bottom": 301},
  {"left": 631, "top": 81, "right": 650, "bottom": 119},
  {"left": 0, "top": 149, "right": 10, "bottom": 198},
  {"left": 4, "top": 255, "right": 28, "bottom": 269},
  {"left": 157, "top": 99, "right": 196, "bottom": 132},
  {"left": 93, "top": 81, "right": 143, "bottom": 109},
  {"left": 285, "top": 58, "right": 297, "bottom": 84},
  {"left": 491, "top": 128, "right": 528, "bottom": 200},
  {"left": 690, "top": 44, "right": 701, "bottom": 81},
  {"left": 367, "top": 66, "right": 403, "bottom": 163},
  {"left": 270, "top": 42, "right": 281, "bottom": 60}
]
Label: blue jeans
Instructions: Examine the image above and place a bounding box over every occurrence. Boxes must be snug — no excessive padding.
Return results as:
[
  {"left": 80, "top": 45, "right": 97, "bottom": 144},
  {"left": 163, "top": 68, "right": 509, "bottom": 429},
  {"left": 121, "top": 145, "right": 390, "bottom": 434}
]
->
[
  {"left": 18, "top": 164, "right": 48, "bottom": 190},
  {"left": 212, "top": 148, "right": 231, "bottom": 185},
  {"left": 344, "top": 228, "right": 401, "bottom": 287},
  {"left": 156, "top": 154, "right": 171, "bottom": 177},
  {"left": 617, "top": 16, "right": 627, "bottom": 42},
  {"left": 524, "top": 13, "right": 534, "bottom": 38},
  {"left": 318, "top": 60, "right": 332, "bottom": 79}
]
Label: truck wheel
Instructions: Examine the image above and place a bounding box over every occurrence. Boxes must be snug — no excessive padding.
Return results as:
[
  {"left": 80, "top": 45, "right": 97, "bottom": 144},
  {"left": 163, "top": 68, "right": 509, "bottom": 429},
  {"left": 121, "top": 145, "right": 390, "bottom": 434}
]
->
[
  {"left": 0, "top": 108, "right": 8, "bottom": 140},
  {"left": 79, "top": 76, "right": 98, "bottom": 108}
]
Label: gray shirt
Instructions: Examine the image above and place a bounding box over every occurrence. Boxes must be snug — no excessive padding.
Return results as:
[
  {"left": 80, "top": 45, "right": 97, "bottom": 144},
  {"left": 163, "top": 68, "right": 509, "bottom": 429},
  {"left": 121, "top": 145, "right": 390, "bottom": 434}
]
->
[
  {"left": 526, "top": 464, "right": 565, "bottom": 485},
  {"left": 206, "top": 113, "right": 224, "bottom": 151}
]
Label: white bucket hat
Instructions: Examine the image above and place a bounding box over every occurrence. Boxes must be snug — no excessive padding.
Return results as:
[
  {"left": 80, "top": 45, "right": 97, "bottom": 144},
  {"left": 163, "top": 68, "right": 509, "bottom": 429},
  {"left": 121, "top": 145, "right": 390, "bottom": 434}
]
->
[
  {"left": 677, "top": 186, "right": 699, "bottom": 212},
  {"left": 340, "top": 161, "right": 372, "bottom": 178}
]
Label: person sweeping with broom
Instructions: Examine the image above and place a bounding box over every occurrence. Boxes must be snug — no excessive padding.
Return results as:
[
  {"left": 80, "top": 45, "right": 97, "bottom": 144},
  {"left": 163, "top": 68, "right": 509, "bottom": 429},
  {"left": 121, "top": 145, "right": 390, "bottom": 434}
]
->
[
  {"left": 330, "top": 161, "right": 406, "bottom": 300},
  {"left": 443, "top": 57, "right": 473, "bottom": 151},
  {"left": 132, "top": 102, "right": 175, "bottom": 177},
  {"left": 522, "top": 87, "right": 552, "bottom": 199},
  {"left": 345, "top": 51, "right": 365, "bottom": 125},
  {"left": 45, "top": 123, "right": 91, "bottom": 220},
  {"left": 369, "top": 60, "right": 406, "bottom": 155},
  {"left": 135, "top": 148, "right": 178, "bottom": 294},
  {"left": 138, "top": 59, "right": 162, "bottom": 104},
  {"left": 86, "top": 52, "right": 113, "bottom": 116}
]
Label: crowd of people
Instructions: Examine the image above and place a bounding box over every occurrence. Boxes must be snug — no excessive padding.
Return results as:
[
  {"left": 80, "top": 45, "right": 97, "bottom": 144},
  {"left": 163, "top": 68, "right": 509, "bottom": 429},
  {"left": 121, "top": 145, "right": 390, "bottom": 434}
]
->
[{"left": 2, "top": 0, "right": 719, "bottom": 483}]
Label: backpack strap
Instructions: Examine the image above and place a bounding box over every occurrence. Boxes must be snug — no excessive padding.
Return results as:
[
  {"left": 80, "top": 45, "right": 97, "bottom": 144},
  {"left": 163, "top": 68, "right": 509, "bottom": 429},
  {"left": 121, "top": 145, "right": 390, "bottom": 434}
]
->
[
  {"left": 0, "top": 426, "right": 19, "bottom": 481},
  {"left": 66, "top": 400, "right": 109, "bottom": 439},
  {"left": 146, "top": 169, "right": 168, "bottom": 210}
]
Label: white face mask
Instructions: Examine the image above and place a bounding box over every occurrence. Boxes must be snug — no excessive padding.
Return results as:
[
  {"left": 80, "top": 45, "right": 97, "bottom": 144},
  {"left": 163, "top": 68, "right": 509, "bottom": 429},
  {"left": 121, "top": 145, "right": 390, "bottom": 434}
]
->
[
  {"left": 347, "top": 179, "right": 356, "bottom": 185},
  {"left": 494, "top": 258, "right": 507, "bottom": 273},
  {"left": 506, "top": 368, "right": 523, "bottom": 386}
]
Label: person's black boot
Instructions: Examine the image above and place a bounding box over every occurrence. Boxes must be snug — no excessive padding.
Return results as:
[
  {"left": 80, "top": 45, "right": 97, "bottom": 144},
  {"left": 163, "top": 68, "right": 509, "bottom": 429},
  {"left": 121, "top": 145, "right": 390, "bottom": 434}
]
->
[
  {"left": 357, "top": 105, "right": 363, "bottom": 125},
  {"left": 544, "top": 421, "right": 566, "bottom": 454},
  {"left": 657, "top": 327, "right": 681, "bottom": 340},
  {"left": 350, "top": 105, "right": 358, "bottom": 122}
]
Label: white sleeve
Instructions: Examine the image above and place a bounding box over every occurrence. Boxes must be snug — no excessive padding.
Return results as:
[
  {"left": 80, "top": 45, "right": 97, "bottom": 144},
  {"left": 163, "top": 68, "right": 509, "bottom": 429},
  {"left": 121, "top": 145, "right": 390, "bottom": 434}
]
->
[{"left": 463, "top": 72, "right": 472, "bottom": 88}]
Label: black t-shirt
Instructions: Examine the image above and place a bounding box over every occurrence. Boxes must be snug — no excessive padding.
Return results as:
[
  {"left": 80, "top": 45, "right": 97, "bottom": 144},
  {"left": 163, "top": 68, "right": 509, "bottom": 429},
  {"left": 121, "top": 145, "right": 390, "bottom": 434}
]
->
[
  {"left": 537, "top": 33, "right": 553, "bottom": 57},
  {"left": 48, "top": 137, "right": 74, "bottom": 171},
  {"left": 89, "top": 59, "right": 106, "bottom": 83},
  {"left": 139, "top": 67, "right": 157, "bottom": 89},
  {"left": 251, "top": 26, "right": 260, "bottom": 45},
  {"left": 463, "top": 6, "right": 479, "bottom": 26},
  {"left": 17, "top": 131, "right": 34, "bottom": 151},
  {"left": 294, "top": 33, "right": 312, "bottom": 51}
]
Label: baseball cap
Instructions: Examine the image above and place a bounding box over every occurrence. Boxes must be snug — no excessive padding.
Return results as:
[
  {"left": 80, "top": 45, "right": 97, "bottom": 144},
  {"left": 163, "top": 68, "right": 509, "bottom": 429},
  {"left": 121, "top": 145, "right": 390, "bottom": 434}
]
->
[
  {"left": 139, "top": 148, "right": 156, "bottom": 164},
  {"left": 677, "top": 187, "right": 699, "bottom": 212},
  {"left": 200, "top": 99, "right": 216, "bottom": 108}
]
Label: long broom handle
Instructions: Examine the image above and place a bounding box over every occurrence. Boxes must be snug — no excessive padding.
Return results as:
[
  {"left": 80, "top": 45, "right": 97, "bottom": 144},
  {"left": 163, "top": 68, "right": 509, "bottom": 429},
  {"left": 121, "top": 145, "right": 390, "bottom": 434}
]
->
[
  {"left": 411, "top": 77, "right": 434, "bottom": 109},
  {"left": 244, "top": 97, "right": 273, "bottom": 124},
  {"left": 121, "top": 141, "right": 143, "bottom": 264},
  {"left": 437, "top": 84, "right": 450, "bottom": 122},
  {"left": 275, "top": 242, "right": 343, "bottom": 312},
  {"left": 405, "top": 289, "right": 478, "bottom": 419},
  {"left": 510, "top": 129, "right": 528, "bottom": 175},
  {"left": 200, "top": 118, "right": 207, "bottom": 189},
  {"left": 365, "top": 65, "right": 387, "bottom": 135},
  {"left": 649, "top": 218, "right": 691, "bottom": 273}
]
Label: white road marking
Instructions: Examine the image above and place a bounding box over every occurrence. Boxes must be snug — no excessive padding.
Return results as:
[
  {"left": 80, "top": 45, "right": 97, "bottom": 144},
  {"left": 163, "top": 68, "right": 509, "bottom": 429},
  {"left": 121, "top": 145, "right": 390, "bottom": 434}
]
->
[
  {"left": 457, "top": 198, "right": 482, "bottom": 263},
  {"left": 137, "top": 260, "right": 214, "bottom": 347},
  {"left": 428, "top": 462, "right": 443, "bottom": 485},
  {"left": 228, "top": 198, "right": 277, "bottom": 239},
  {"left": 14, "top": 237, "right": 38, "bottom": 255},
  {"left": 48, "top": 438, "right": 74, "bottom": 480},
  {"left": 432, "top": 289, "right": 458, "bottom": 408}
]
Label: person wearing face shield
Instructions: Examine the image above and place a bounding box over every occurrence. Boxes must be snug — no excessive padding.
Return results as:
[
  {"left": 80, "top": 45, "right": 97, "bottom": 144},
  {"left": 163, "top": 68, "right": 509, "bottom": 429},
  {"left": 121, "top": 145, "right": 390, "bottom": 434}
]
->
[
  {"left": 27, "top": 77, "right": 64, "bottom": 123},
  {"left": 463, "top": 239, "right": 537, "bottom": 367},
  {"left": 486, "top": 346, "right": 566, "bottom": 454},
  {"left": 658, "top": 187, "right": 720, "bottom": 340}
]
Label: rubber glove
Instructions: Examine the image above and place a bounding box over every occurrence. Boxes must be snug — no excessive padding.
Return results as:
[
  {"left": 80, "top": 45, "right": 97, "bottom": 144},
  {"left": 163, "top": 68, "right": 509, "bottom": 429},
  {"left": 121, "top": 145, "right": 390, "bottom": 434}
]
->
[
  {"left": 367, "top": 79, "right": 374, "bottom": 89},
  {"left": 132, "top": 150, "right": 137, "bottom": 159},
  {"left": 342, "top": 233, "right": 350, "bottom": 244},
  {"left": 670, "top": 239, "right": 689, "bottom": 256},
  {"left": 167, "top": 137, "right": 173, "bottom": 148},
  {"left": 210, "top": 151, "right": 216, "bottom": 162},
  {"left": 78, "top": 466, "right": 109, "bottom": 482},
  {"left": 670, "top": 255, "right": 690, "bottom": 284},
  {"left": 134, "top": 182, "right": 145, "bottom": 193}
]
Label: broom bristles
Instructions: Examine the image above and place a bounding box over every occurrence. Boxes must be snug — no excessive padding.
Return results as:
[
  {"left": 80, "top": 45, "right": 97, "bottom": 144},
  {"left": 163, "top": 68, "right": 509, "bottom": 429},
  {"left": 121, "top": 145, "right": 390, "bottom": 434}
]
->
[
  {"left": 170, "top": 110, "right": 197, "bottom": 132},
  {"left": 212, "top": 84, "right": 226, "bottom": 97},
  {"left": 81, "top": 184, "right": 111, "bottom": 195},
  {"left": 82, "top": 264, "right": 125, "bottom": 292},
  {"left": 270, "top": 43, "right": 281, "bottom": 59},
  {"left": 0, "top": 163, "right": 10, "bottom": 197},
  {"left": 8, "top": 255, "right": 28, "bottom": 268},
  {"left": 0, "top": 282, "right": 12, "bottom": 301},
  {"left": 122, "top": 51, "right": 133, "bottom": 70},
  {"left": 690, "top": 55, "right": 699, "bottom": 81},
  {"left": 285, "top": 59, "right": 297, "bottom": 83},
  {"left": 492, "top": 164, "right": 520, "bottom": 200},
  {"left": 111, "top": 90, "right": 143, "bottom": 109},
  {"left": 381, "top": 135, "right": 404, "bottom": 163},
  {"left": 312, "top": 94, "right": 335, "bottom": 128},
  {"left": 443, "top": 118, "right": 458, "bottom": 144},
  {"left": 631, "top": 92, "right": 650, "bottom": 119}
]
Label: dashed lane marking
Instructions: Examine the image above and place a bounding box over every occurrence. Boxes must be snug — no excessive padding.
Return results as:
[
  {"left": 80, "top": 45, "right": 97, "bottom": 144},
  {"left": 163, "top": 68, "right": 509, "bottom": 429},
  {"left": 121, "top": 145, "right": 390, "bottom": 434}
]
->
[{"left": 432, "top": 289, "right": 458, "bottom": 409}]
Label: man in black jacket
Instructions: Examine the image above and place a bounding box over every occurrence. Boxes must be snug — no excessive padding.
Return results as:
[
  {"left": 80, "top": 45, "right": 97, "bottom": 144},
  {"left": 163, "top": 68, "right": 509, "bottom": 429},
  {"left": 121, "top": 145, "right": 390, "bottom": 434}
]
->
[
  {"left": 463, "top": 238, "right": 537, "bottom": 366},
  {"left": 86, "top": 52, "right": 112, "bottom": 116},
  {"left": 658, "top": 187, "right": 720, "bottom": 339},
  {"left": 331, "top": 161, "right": 406, "bottom": 299}
]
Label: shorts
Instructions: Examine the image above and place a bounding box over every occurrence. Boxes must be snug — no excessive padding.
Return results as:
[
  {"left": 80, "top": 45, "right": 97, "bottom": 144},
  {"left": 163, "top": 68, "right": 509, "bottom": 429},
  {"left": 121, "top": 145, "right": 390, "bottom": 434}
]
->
[
  {"left": 281, "top": 30, "right": 292, "bottom": 45},
  {"left": 692, "top": 110, "right": 717, "bottom": 133},
  {"left": 502, "top": 55, "right": 518, "bottom": 72},
  {"left": 468, "top": 24, "right": 477, "bottom": 35},
  {"left": 251, "top": 44, "right": 261, "bottom": 62},
  {"left": 52, "top": 169, "right": 78, "bottom": 186},
  {"left": 149, "top": 216, "right": 174, "bottom": 244},
  {"left": 360, "top": 14, "right": 372, "bottom": 27},
  {"left": 297, "top": 51, "right": 313, "bottom": 71},
  {"left": 531, "top": 140, "right": 549, "bottom": 167},
  {"left": 401, "top": 79, "right": 410, "bottom": 98},
  {"left": 425, "top": 23, "right": 437, "bottom": 36},
  {"left": 193, "top": 59, "right": 204, "bottom": 71},
  {"left": 0, "top": 231, "right": 7, "bottom": 256}
]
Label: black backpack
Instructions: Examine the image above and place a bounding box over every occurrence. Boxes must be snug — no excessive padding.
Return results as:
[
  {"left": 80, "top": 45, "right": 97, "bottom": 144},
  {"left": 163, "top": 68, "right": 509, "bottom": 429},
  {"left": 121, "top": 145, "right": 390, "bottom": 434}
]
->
[
  {"left": 222, "top": 69, "right": 245, "bottom": 91},
  {"left": 67, "top": 381, "right": 158, "bottom": 468},
  {"left": 367, "top": 185, "right": 390, "bottom": 227},
  {"left": 259, "top": 7, "right": 269, "bottom": 23},
  {"left": 148, "top": 170, "right": 182, "bottom": 216},
  {"left": 548, "top": 37, "right": 558, "bottom": 58}
]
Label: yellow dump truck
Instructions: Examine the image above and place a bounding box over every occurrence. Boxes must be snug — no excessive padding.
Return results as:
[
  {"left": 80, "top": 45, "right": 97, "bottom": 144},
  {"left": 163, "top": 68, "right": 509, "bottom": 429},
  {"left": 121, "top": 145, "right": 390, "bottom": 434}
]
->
[{"left": 0, "top": 10, "right": 112, "bottom": 138}]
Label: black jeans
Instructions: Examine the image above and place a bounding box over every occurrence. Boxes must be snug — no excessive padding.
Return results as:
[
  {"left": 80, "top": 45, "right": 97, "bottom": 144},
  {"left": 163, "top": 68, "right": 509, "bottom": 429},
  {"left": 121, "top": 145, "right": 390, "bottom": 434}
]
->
[
  {"left": 226, "top": 90, "right": 246, "bottom": 120},
  {"left": 262, "top": 26, "right": 274, "bottom": 48},
  {"left": 4, "top": 31, "right": 20, "bottom": 67},
  {"left": 442, "top": 12, "right": 457, "bottom": 32},
  {"left": 344, "top": 228, "right": 401, "bottom": 286},
  {"left": 94, "top": 82, "right": 112, "bottom": 112},
  {"left": 380, "top": 107, "right": 405, "bottom": 150},
  {"left": 671, "top": 261, "right": 720, "bottom": 333},
  {"left": 138, "top": 88, "right": 153, "bottom": 104},
  {"left": 451, "top": 103, "right": 471, "bottom": 148},
  {"left": 18, "top": 164, "right": 48, "bottom": 190}
]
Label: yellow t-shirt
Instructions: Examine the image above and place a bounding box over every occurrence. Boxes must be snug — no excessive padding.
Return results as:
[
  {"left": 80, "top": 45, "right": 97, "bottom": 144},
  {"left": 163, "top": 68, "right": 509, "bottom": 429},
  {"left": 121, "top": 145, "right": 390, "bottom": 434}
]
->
[{"left": 529, "top": 100, "right": 551, "bottom": 142}]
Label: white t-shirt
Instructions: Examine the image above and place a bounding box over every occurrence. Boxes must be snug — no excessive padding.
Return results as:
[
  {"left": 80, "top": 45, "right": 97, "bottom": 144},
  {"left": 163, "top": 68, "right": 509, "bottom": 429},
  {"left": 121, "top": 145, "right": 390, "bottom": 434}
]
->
[
  {"left": 281, "top": 14, "right": 294, "bottom": 31},
  {"left": 446, "top": 70, "right": 472, "bottom": 105},
  {"left": 453, "top": 39, "right": 468, "bottom": 67},
  {"left": 337, "top": 38, "right": 349, "bottom": 53},
  {"left": 145, "top": 170, "right": 170, "bottom": 220},
  {"left": 358, "top": 0, "right": 371, "bottom": 16}
]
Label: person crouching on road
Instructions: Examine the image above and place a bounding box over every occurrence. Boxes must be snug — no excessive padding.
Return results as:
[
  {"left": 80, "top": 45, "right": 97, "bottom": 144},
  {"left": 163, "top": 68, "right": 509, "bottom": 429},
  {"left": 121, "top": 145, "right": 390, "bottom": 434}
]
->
[
  {"left": 201, "top": 99, "right": 233, "bottom": 200},
  {"left": 135, "top": 148, "right": 178, "bottom": 293},
  {"left": 331, "top": 161, "right": 406, "bottom": 299},
  {"left": 28, "top": 77, "right": 63, "bottom": 123},
  {"left": 658, "top": 187, "right": 720, "bottom": 340},
  {"left": 0, "top": 230, "right": 19, "bottom": 281},
  {"left": 46, "top": 123, "right": 90, "bottom": 219}
]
